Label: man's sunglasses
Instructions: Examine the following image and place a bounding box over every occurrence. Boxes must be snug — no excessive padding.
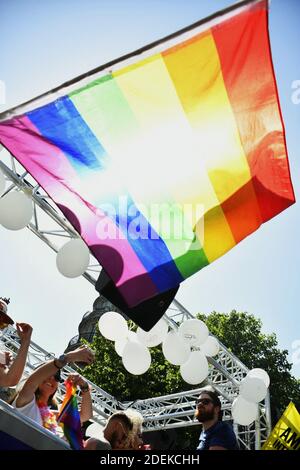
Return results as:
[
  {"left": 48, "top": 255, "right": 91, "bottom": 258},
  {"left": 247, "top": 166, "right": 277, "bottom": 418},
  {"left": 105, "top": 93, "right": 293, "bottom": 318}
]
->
[{"left": 196, "top": 398, "right": 214, "bottom": 406}]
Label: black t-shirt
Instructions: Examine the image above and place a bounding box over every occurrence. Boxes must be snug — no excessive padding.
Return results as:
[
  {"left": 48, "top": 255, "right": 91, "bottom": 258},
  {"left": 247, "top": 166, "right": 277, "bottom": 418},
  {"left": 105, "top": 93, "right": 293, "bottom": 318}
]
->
[{"left": 197, "top": 421, "right": 239, "bottom": 450}]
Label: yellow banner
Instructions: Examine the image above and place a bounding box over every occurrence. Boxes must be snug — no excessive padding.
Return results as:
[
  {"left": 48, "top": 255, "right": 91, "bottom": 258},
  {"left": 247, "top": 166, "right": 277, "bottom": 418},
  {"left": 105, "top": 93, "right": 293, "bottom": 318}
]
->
[{"left": 262, "top": 402, "right": 300, "bottom": 450}]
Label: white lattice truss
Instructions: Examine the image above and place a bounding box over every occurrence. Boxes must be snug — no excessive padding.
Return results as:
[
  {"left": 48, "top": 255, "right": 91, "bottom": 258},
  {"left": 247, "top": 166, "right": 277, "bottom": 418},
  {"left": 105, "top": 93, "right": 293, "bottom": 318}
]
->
[{"left": 0, "top": 154, "right": 271, "bottom": 449}]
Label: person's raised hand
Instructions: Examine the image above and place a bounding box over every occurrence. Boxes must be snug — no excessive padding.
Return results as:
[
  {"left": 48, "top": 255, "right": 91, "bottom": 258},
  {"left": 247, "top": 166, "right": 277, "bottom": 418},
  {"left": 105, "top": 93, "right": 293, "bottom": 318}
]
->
[
  {"left": 67, "top": 373, "right": 89, "bottom": 390},
  {"left": 69, "top": 345, "right": 94, "bottom": 365},
  {"left": 16, "top": 323, "right": 33, "bottom": 344}
]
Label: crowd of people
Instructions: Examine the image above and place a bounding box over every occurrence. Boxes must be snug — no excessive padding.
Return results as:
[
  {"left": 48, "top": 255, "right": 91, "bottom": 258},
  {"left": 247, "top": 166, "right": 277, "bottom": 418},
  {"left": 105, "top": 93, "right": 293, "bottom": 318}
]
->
[{"left": 0, "top": 296, "right": 239, "bottom": 451}]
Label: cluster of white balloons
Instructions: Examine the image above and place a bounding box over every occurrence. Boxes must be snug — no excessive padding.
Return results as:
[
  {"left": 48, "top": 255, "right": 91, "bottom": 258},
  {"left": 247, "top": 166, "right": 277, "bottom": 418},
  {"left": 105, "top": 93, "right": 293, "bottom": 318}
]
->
[
  {"left": 232, "top": 368, "right": 270, "bottom": 426},
  {"left": 98, "top": 313, "right": 220, "bottom": 383}
]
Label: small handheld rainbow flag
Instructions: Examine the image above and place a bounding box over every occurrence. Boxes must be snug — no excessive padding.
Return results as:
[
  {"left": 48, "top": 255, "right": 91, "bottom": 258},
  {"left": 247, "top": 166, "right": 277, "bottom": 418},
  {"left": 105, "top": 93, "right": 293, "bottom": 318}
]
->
[
  {"left": 0, "top": 0, "right": 295, "bottom": 311},
  {"left": 57, "top": 380, "right": 83, "bottom": 450}
]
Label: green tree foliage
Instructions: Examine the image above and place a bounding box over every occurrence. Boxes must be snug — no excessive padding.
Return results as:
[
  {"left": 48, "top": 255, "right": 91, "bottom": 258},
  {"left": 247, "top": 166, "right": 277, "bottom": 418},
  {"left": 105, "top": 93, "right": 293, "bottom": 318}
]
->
[
  {"left": 82, "top": 310, "right": 300, "bottom": 446},
  {"left": 197, "top": 310, "right": 300, "bottom": 423}
]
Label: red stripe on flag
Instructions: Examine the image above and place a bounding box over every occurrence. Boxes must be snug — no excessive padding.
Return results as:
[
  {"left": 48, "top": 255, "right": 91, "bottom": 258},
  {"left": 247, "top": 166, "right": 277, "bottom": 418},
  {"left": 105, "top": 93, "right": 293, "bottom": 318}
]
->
[{"left": 213, "top": 0, "right": 295, "bottom": 223}]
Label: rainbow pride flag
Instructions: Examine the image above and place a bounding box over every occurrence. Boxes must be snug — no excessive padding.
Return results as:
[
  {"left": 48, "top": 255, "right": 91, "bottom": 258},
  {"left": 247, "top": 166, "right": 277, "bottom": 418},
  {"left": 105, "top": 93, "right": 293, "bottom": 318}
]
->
[
  {"left": 57, "top": 381, "right": 83, "bottom": 450},
  {"left": 0, "top": 0, "right": 295, "bottom": 308}
]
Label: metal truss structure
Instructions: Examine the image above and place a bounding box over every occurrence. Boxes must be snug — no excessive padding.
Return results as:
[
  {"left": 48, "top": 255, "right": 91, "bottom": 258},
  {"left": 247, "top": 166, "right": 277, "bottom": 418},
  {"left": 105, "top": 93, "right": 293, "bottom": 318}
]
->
[{"left": 0, "top": 152, "right": 271, "bottom": 449}]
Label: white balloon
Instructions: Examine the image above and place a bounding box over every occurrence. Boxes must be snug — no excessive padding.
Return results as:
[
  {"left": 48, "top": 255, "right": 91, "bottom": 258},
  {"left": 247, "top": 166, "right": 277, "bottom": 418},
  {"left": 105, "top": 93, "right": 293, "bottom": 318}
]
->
[
  {"left": 56, "top": 238, "right": 90, "bottom": 278},
  {"left": 0, "top": 191, "right": 33, "bottom": 230},
  {"left": 0, "top": 170, "right": 5, "bottom": 195},
  {"left": 115, "top": 331, "right": 140, "bottom": 357},
  {"left": 122, "top": 341, "right": 151, "bottom": 375},
  {"left": 240, "top": 376, "right": 268, "bottom": 403},
  {"left": 178, "top": 319, "right": 209, "bottom": 346},
  {"left": 162, "top": 331, "right": 191, "bottom": 365},
  {"left": 180, "top": 351, "right": 209, "bottom": 385},
  {"left": 115, "top": 337, "right": 127, "bottom": 357},
  {"left": 232, "top": 396, "right": 258, "bottom": 425},
  {"left": 137, "top": 318, "right": 169, "bottom": 347},
  {"left": 247, "top": 368, "right": 270, "bottom": 388},
  {"left": 86, "top": 421, "right": 105, "bottom": 438},
  {"left": 98, "top": 311, "right": 128, "bottom": 341},
  {"left": 200, "top": 336, "right": 220, "bottom": 357}
]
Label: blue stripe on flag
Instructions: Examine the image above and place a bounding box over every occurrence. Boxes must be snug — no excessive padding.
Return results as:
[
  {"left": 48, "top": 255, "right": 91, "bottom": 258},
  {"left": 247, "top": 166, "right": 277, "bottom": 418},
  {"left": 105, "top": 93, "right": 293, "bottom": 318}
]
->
[{"left": 27, "top": 96, "right": 107, "bottom": 173}]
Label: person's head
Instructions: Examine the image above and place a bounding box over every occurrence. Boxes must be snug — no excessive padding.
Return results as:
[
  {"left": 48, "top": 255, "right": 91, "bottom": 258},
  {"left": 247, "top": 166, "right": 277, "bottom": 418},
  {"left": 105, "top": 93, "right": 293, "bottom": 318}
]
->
[
  {"left": 34, "top": 366, "right": 62, "bottom": 406},
  {"left": 0, "top": 297, "right": 9, "bottom": 311},
  {"left": 195, "top": 389, "right": 222, "bottom": 424},
  {"left": 9, "top": 366, "right": 61, "bottom": 407},
  {"left": 121, "top": 409, "right": 144, "bottom": 449},
  {"left": 103, "top": 411, "right": 133, "bottom": 449},
  {"left": 0, "top": 298, "right": 14, "bottom": 330}
]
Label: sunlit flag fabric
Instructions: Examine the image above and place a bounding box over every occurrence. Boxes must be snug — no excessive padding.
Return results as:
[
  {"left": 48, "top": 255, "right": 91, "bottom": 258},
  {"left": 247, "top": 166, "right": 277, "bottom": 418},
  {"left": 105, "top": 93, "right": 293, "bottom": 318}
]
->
[
  {"left": 57, "top": 380, "right": 84, "bottom": 450},
  {"left": 0, "top": 0, "right": 295, "bottom": 310}
]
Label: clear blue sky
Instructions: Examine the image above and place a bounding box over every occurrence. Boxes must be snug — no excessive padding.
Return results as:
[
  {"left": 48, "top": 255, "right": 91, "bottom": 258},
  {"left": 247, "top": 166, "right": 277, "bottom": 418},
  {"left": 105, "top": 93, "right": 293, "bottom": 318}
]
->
[{"left": 0, "top": 0, "right": 299, "bottom": 378}]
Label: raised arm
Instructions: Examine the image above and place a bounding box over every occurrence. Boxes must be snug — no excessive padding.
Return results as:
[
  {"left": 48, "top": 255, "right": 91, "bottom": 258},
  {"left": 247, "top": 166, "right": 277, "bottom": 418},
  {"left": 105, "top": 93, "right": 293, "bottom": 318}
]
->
[
  {"left": 15, "top": 345, "right": 94, "bottom": 407},
  {"left": 0, "top": 323, "right": 32, "bottom": 387}
]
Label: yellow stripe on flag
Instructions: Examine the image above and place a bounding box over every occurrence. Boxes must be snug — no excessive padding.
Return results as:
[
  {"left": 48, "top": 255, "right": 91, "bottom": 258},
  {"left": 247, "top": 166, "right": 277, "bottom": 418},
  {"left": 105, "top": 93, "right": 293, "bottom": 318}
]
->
[{"left": 113, "top": 53, "right": 212, "bottom": 273}]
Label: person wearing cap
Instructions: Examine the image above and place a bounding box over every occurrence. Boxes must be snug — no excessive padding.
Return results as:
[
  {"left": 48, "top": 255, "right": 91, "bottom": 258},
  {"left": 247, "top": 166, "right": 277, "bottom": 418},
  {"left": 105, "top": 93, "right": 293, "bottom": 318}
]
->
[
  {"left": 0, "top": 297, "right": 33, "bottom": 388},
  {"left": 11, "top": 345, "right": 95, "bottom": 435},
  {"left": 195, "top": 389, "right": 239, "bottom": 450}
]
